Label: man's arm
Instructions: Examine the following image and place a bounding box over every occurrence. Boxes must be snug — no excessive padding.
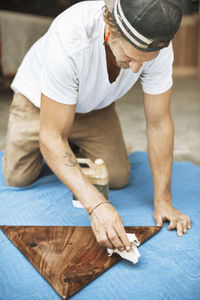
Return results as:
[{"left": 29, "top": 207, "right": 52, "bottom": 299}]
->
[
  {"left": 144, "top": 88, "right": 191, "bottom": 236},
  {"left": 39, "top": 94, "right": 131, "bottom": 250}
]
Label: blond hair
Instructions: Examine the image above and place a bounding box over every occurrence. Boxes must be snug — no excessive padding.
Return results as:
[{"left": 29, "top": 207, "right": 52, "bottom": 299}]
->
[{"left": 102, "top": 5, "right": 124, "bottom": 43}]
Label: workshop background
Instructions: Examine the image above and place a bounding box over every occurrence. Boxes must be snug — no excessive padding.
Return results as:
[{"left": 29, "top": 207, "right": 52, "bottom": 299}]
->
[{"left": 0, "top": 1, "right": 200, "bottom": 300}]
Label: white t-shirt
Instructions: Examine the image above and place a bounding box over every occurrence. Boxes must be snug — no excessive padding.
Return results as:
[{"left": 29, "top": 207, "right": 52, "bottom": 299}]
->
[{"left": 11, "top": 1, "right": 173, "bottom": 113}]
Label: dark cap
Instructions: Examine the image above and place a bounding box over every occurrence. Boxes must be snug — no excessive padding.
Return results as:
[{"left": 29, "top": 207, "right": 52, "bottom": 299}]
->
[{"left": 104, "top": 0, "right": 183, "bottom": 52}]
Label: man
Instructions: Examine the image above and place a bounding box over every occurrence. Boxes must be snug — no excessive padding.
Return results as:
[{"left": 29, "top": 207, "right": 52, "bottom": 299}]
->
[{"left": 3, "top": 0, "right": 191, "bottom": 252}]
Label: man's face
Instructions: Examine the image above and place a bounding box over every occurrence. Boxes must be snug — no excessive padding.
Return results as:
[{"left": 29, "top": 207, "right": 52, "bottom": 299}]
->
[{"left": 110, "top": 38, "right": 160, "bottom": 73}]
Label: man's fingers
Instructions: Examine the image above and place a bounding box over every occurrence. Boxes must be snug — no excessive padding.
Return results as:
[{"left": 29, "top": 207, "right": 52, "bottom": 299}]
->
[
  {"left": 94, "top": 224, "right": 113, "bottom": 249},
  {"left": 153, "top": 205, "right": 191, "bottom": 237},
  {"left": 91, "top": 222, "right": 101, "bottom": 245},
  {"left": 90, "top": 206, "right": 131, "bottom": 250},
  {"left": 91, "top": 221, "right": 112, "bottom": 248},
  {"left": 154, "top": 215, "right": 163, "bottom": 227},
  {"left": 114, "top": 223, "right": 131, "bottom": 251},
  {"left": 98, "top": 231, "right": 113, "bottom": 249},
  {"left": 183, "top": 219, "right": 188, "bottom": 234},
  {"left": 187, "top": 217, "right": 191, "bottom": 229},
  {"left": 168, "top": 216, "right": 191, "bottom": 235},
  {"left": 177, "top": 222, "right": 183, "bottom": 237},
  {"left": 107, "top": 227, "right": 126, "bottom": 250},
  {"left": 183, "top": 216, "right": 191, "bottom": 233},
  {"left": 168, "top": 220, "right": 176, "bottom": 231}
]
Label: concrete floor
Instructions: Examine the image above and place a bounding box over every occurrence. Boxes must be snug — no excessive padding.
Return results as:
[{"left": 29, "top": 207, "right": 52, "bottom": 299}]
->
[
  {"left": 116, "top": 78, "right": 200, "bottom": 165},
  {"left": 0, "top": 78, "right": 200, "bottom": 165}
]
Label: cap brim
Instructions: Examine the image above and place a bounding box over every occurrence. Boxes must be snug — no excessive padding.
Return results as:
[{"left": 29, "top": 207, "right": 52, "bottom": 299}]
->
[{"left": 104, "top": 0, "right": 116, "bottom": 13}]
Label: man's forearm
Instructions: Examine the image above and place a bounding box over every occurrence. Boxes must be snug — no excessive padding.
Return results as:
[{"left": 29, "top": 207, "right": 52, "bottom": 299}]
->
[
  {"left": 147, "top": 115, "right": 174, "bottom": 204},
  {"left": 39, "top": 135, "right": 106, "bottom": 212},
  {"left": 144, "top": 90, "right": 191, "bottom": 235}
]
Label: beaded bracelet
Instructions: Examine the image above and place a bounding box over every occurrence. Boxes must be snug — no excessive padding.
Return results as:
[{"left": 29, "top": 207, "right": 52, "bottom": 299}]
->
[{"left": 88, "top": 201, "right": 110, "bottom": 216}]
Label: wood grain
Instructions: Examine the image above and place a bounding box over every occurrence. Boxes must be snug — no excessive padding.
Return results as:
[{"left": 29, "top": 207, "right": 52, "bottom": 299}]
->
[{"left": 0, "top": 226, "right": 160, "bottom": 299}]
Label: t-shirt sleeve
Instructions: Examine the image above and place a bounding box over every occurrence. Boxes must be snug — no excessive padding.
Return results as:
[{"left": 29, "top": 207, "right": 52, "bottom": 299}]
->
[
  {"left": 140, "top": 42, "right": 174, "bottom": 95},
  {"left": 41, "top": 33, "right": 79, "bottom": 104}
]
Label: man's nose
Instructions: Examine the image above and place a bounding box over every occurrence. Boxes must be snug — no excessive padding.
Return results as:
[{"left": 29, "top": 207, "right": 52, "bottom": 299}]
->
[{"left": 129, "top": 61, "right": 142, "bottom": 73}]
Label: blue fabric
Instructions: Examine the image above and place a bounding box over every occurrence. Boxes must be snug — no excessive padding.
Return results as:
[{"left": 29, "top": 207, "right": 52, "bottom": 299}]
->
[{"left": 0, "top": 151, "right": 200, "bottom": 300}]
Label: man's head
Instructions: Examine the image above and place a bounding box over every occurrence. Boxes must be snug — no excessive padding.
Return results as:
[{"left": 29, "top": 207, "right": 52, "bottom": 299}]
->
[
  {"left": 103, "top": 0, "right": 182, "bottom": 72},
  {"left": 104, "top": 0, "right": 182, "bottom": 52}
]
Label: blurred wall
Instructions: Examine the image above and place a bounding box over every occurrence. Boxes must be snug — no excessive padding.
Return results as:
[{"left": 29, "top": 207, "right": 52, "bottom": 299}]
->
[
  {"left": 0, "top": 0, "right": 96, "bottom": 17},
  {"left": 0, "top": 1, "right": 98, "bottom": 79},
  {"left": 173, "top": 14, "right": 200, "bottom": 80}
]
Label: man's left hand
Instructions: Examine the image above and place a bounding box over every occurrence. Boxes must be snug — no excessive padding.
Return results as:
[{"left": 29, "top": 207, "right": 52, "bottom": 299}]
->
[{"left": 153, "top": 202, "right": 191, "bottom": 236}]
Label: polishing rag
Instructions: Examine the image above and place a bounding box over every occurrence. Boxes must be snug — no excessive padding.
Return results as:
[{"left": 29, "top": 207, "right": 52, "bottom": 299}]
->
[{"left": 107, "top": 233, "right": 141, "bottom": 264}]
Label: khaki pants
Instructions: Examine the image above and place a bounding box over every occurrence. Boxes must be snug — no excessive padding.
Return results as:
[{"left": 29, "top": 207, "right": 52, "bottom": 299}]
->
[{"left": 3, "top": 93, "right": 131, "bottom": 189}]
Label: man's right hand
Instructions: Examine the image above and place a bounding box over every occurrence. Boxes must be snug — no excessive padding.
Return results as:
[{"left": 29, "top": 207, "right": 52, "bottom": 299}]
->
[{"left": 90, "top": 202, "right": 131, "bottom": 251}]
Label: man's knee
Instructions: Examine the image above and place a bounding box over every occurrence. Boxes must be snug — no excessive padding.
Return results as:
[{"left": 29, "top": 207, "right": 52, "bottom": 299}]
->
[
  {"left": 2, "top": 157, "right": 40, "bottom": 187},
  {"left": 109, "top": 166, "right": 130, "bottom": 190},
  {"left": 3, "top": 171, "right": 34, "bottom": 187}
]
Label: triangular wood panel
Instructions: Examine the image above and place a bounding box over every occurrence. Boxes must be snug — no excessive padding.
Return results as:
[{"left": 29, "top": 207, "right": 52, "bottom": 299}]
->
[{"left": 0, "top": 226, "right": 160, "bottom": 299}]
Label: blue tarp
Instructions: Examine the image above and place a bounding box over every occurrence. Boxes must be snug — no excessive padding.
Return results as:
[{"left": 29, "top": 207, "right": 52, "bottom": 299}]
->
[{"left": 0, "top": 151, "right": 199, "bottom": 300}]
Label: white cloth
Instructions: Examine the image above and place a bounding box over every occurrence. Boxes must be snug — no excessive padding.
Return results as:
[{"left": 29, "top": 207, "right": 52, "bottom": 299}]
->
[
  {"left": 11, "top": 1, "right": 173, "bottom": 113},
  {"left": 107, "top": 233, "right": 141, "bottom": 264}
]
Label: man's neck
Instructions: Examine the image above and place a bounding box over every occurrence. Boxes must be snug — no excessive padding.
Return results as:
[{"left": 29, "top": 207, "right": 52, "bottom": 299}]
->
[
  {"left": 104, "top": 25, "right": 120, "bottom": 83},
  {"left": 104, "top": 25, "right": 118, "bottom": 66}
]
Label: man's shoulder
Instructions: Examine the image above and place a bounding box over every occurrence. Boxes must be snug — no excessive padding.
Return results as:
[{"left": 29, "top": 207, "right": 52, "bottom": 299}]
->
[
  {"left": 51, "top": 1, "right": 104, "bottom": 55},
  {"left": 142, "top": 42, "right": 173, "bottom": 72},
  {"left": 140, "top": 42, "right": 174, "bottom": 95}
]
